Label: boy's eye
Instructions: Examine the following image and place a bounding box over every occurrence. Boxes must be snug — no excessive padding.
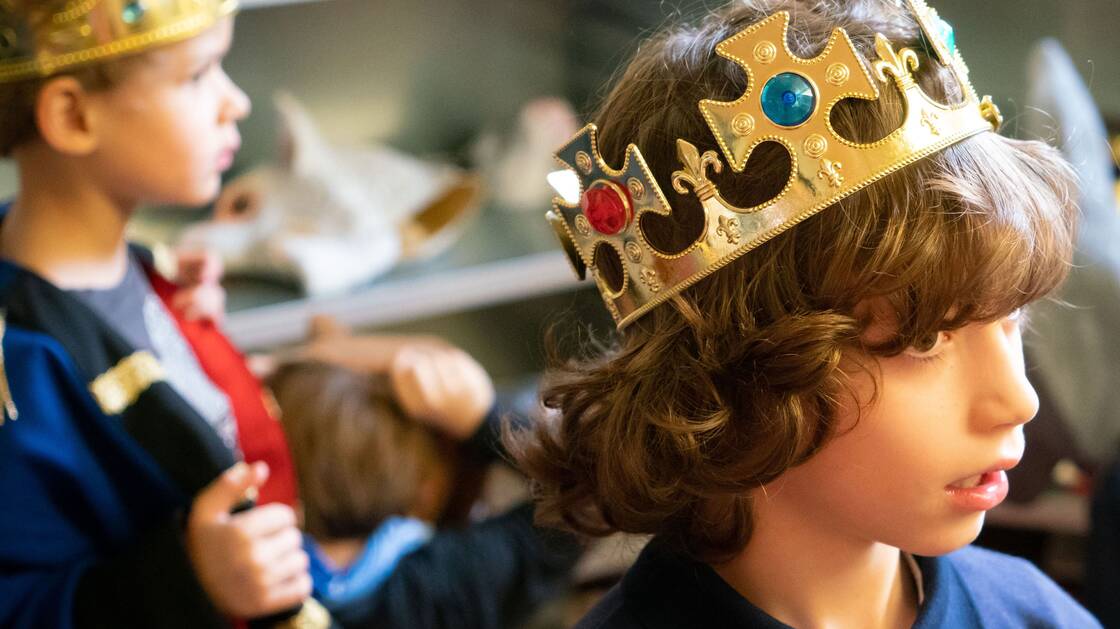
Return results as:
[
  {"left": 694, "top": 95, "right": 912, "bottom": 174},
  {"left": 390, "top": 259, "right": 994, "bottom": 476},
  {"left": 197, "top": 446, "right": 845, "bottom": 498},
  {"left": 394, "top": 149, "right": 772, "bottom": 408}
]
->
[
  {"left": 190, "top": 62, "right": 216, "bottom": 83},
  {"left": 905, "top": 331, "right": 948, "bottom": 359}
]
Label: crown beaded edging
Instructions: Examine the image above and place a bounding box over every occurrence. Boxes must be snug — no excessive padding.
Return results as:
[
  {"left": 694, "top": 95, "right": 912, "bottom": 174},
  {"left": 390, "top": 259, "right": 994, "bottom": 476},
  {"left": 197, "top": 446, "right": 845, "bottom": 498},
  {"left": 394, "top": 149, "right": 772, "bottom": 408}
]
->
[
  {"left": 548, "top": 0, "right": 1003, "bottom": 329},
  {"left": 0, "top": 0, "right": 238, "bottom": 82}
]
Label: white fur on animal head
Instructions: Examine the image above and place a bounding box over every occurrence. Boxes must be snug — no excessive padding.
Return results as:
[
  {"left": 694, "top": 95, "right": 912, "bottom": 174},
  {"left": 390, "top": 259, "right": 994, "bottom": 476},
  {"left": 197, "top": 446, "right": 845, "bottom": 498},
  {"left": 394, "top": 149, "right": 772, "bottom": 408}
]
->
[{"left": 179, "top": 92, "right": 461, "bottom": 295}]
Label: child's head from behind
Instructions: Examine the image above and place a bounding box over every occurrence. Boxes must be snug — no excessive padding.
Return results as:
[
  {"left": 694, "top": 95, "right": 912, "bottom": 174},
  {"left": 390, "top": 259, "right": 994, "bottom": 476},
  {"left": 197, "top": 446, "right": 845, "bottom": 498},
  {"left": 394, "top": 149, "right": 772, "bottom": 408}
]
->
[
  {"left": 270, "top": 362, "right": 457, "bottom": 541},
  {"left": 514, "top": 0, "right": 1076, "bottom": 561},
  {"left": 0, "top": 0, "right": 249, "bottom": 205}
]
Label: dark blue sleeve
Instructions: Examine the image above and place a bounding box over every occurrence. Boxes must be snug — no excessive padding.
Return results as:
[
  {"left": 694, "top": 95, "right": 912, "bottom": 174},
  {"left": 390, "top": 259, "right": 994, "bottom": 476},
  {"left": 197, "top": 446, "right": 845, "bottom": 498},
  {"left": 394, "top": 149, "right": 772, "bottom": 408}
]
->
[
  {"left": 0, "top": 327, "right": 225, "bottom": 628},
  {"left": 328, "top": 503, "right": 581, "bottom": 629},
  {"left": 463, "top": 404, "right": 508, "bottom": 464}
]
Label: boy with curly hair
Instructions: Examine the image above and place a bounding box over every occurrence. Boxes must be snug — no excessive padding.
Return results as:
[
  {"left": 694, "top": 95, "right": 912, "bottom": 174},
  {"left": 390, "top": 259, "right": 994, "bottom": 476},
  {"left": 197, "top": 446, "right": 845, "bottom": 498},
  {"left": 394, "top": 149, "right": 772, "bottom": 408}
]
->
[{"left": 512, "top": 1, "right": 1101, "bottom": 626}]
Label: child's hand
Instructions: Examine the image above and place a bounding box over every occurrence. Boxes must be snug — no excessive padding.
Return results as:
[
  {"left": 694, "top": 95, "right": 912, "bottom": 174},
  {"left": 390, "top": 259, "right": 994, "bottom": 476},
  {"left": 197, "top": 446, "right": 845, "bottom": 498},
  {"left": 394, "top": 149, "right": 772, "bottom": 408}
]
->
[
  {"left": 186, "top": 462, "right": 312, "bottom": 618},
  {"left": 390, "top": 344, "right": 496, "bottom": 441},
  {"left": 176, "top": 248, "right": 224, "bottom": 286},
  {"left": 171, "top": 249, "right": 226, "bottom": 323},
  {"left": 288, "top": 314, "right": 445, "bottom": 374}
]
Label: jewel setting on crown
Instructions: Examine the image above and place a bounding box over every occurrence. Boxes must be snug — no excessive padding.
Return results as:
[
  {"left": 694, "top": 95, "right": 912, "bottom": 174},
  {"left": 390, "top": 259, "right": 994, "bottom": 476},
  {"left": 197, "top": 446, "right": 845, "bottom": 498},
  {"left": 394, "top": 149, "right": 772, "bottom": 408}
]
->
[
  {"left": 0, "top": 0, "right": 238, "bottom": 82},
  {"left": 548, "top": 0, "right": 1003, "bottom": 328}
]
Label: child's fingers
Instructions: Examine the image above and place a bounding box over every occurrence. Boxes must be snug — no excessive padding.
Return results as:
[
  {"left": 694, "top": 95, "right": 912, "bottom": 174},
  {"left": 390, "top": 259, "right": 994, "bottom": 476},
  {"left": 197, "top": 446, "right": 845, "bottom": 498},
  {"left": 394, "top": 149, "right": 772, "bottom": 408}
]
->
[
  {"left": 234, "top": 503, "right": 298, "bottom": 538},
  {"left": 177, "top": 249, "right": 223, "bottom": 285},
  {"left": 250, "top": 461, "right": 269, "bottom": 485},
  {"left": 389, "top": 350, "right": 422, "bottom": 413},
  {"left": 391, "top": 348, "right": 439, "bottom": 419},
  {"left": 171, "top": 288, "right": 194, "bottom": 312},
  {"left": 433, "top": 348, "right": 469, "bottom": 396},
  {"left": 427, "top": 348, "right": 495, "bottom": 439},
  {"left": 175, "top": 251, "right": 202, "bottom": 283},
  {"left": 180, "top": 304, "right": 203, "bottom": 322},
  {"left": 261, "top": 572, "right": 313, "bottom": 612},
  {"left": 256, "top": 523, "right": 304, "bottom": 558},
  {"left": 262, "top": 548, "right": 311, "bottom": 587},
  {"left": 434, "top": 348, "right": 491, "bottom": 401},
  {"left": 307, "top": 314, "right": 349, "bottom": 340},
  {"left": 193, "top": 461, "right": 266, "bottom": 523},
  {"left": 172, "top": 285, "right": 226, "bottom": 323},
  {"left": 413, "top": 351, "right": 448, "bottom": 412},
  {"left": 200, "top": 253, "right": 223, "bottom": 284}
]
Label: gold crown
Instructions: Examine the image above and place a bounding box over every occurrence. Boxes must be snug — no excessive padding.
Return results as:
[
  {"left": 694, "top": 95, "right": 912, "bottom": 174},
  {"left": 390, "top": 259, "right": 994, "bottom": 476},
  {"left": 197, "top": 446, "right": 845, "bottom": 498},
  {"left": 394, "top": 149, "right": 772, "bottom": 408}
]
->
[
  {"left": 548, "top": 0, "right": 1003, "bottom": 328},
  {"left": 0, "top": 0, "right": 238, "bottom": 82}
]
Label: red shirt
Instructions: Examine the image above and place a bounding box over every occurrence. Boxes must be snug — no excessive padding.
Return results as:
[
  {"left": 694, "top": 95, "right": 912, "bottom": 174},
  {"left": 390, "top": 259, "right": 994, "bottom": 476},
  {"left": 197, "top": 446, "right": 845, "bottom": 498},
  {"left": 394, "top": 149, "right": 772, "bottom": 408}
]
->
[{"left": 148, "top": 269, "right": 298, "bottom": 509}]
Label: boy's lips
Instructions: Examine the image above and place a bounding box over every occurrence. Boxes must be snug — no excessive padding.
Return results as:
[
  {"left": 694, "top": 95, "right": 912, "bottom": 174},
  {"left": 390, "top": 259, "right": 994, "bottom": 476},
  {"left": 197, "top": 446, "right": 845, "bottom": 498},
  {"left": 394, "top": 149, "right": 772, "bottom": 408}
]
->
[
  {"left": 948, "top": 457, "right": 1021, "bottom": 489},
  {"left": 217, "top": 143, "right": 240, "bottom": 171},
  {"left": 945, "top": 458, "right": 1020, "bottom": 511}
]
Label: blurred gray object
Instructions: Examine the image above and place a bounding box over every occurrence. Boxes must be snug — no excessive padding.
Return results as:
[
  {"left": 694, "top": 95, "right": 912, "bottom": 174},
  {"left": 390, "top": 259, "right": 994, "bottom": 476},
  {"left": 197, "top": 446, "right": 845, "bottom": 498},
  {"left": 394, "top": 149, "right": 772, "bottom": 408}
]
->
[
  {"left": 471, "top": 98, "right": 580, "bottom": 212},
  {"left": 1021, "top": 39, "right": 1120, "bottom": 465}
]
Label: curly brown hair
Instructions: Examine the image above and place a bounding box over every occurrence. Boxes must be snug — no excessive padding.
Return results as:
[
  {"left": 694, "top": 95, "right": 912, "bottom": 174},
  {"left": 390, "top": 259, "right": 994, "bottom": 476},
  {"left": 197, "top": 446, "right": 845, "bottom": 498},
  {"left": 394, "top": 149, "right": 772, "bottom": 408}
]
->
[{"left": 508, "top": 0, "right": 1078, "bottom": 561}]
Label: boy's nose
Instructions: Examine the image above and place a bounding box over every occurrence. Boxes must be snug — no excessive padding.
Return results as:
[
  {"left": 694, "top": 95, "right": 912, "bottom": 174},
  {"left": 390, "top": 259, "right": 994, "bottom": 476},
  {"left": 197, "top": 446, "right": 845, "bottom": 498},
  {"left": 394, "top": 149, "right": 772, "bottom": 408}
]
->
[
  {"left": 967, "top": 315, "right": 1039, "bottom": 431},
  {"left": 221, "top": 73, "right": 251, "bottom": 123}
]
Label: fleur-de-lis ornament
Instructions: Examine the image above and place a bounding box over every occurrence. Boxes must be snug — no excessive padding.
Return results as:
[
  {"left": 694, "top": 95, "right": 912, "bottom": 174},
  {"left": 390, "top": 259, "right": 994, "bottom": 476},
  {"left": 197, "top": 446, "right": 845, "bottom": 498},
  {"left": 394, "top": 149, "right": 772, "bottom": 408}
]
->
[
  {"left": 818, "top": 159, "right": 844, "bottom": 188},
  {"left": 671, "top": 140, "right": 723, "bottom": 201},
  {"left": 921, "top": 110, "right": 941, "bottom": 135},
  {"left": 639, "top": 267, "right": 662, "bottom": 292},
  {"left": 872, "top": 34, "right": 920, "bottom": 88},
  {"left": 716, "top": 216, "right": 742, "bottom": 245}
]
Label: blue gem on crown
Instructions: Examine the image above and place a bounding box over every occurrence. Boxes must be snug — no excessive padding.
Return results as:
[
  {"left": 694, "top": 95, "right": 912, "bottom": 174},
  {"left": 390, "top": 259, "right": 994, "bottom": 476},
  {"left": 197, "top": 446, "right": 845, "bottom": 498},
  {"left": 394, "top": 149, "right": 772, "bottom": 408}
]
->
[
  {"left": 760, "top": 72, "right": 816, "bottom": 127},
  {"left": 933, "top": 16, "right": 956, "bottom": 54},
  {"left": 122, "top": 1, "right": 147, "bottom": 25}
]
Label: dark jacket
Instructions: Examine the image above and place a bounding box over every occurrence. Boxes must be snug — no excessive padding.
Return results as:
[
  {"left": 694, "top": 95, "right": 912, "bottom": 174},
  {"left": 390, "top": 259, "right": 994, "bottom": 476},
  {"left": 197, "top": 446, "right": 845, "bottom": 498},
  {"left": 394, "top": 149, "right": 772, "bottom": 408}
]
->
[{"left": 577, "top": 540, "right": 1101, "bottom": 629}]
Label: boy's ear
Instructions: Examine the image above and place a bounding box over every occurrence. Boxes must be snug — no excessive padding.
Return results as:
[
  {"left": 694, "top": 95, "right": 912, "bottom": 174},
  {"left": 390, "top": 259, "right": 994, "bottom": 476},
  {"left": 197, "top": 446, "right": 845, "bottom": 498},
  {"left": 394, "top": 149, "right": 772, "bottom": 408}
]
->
[{"left": 35, "top": 76, "right": 99, "bottom": 156}]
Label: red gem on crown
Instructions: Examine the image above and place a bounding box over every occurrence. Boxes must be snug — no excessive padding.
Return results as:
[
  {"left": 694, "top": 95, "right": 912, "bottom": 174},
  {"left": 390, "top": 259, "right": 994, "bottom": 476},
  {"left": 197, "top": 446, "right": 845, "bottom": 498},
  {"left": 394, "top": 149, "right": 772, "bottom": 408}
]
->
[{"left": 581, "top": 181, "right": 632, "bottom": 236}]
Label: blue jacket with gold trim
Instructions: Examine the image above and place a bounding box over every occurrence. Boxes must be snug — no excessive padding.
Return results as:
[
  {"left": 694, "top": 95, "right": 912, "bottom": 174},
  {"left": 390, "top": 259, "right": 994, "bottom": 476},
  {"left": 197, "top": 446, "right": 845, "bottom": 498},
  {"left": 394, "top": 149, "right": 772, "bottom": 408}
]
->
[{"left": 0, "top": 256, "right": 235, "bottom": 628}]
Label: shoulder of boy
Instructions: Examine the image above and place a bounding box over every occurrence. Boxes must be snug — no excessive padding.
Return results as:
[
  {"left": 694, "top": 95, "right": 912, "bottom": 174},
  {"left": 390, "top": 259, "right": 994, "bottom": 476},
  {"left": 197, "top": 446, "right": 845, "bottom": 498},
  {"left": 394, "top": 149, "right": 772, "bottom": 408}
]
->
[
  {"left": 945, "top": 546, "right": 1102, "bottom": 627},
  {"left": 0, "top": 312, "right": 89, "bottom": 426},
  {"left": 0, "top": 310, "right": 160, "bottom": 426}
]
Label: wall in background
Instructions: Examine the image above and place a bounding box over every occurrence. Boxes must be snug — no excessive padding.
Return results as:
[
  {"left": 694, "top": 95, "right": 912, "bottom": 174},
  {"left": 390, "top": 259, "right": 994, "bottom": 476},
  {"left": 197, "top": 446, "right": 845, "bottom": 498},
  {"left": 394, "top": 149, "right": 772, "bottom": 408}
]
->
[
  {"left": 225, "top": 0, "right": 570, "bottom": 164},
  {"left": 1, "top": 0, "right": 1116, "bottom": 199},
  {"left": 941, "top": 0, "right": 1120, "bottom": 135},
  {"left": 0, "top": 0, "right": 571, "bottom": 197}
]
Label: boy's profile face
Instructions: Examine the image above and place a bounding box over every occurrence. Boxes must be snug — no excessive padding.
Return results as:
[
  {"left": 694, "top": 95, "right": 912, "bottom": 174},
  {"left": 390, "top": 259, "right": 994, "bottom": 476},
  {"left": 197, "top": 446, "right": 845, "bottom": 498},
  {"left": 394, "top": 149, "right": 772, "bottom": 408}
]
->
[
  {"left": 753, "top": 305, "right": 1035, "bottom": 556},
  {"left": 83, "top": 17, "right": 249, "bottom": 207}
]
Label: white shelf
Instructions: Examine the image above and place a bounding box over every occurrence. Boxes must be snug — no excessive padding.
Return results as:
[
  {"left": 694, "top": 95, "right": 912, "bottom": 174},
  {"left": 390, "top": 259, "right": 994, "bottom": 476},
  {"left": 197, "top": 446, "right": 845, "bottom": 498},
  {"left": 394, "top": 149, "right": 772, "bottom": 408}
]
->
[
  {"left": 240, "top": 0, "right": 330, "bottom": 10},
  {"left": 986, "top": 490, "right": 1089, "bottom": 536},
  {"left": 224, "top": 250, "right": 582, "bottom": 351}
]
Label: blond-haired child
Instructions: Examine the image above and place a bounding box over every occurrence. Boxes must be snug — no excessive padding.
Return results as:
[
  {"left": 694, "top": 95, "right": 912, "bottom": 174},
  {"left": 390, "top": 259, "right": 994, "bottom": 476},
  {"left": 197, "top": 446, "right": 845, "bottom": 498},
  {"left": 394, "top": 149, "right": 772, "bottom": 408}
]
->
[{"left": 0, "top": 2, "right": 314, "bottom": 626}]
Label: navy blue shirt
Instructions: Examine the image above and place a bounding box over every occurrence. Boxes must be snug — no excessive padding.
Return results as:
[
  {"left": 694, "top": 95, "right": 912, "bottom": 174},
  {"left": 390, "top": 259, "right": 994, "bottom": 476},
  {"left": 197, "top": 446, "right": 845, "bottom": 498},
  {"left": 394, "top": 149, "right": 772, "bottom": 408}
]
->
[{"left": 577, "top": 540, "right": 1101, "bottom": 628}]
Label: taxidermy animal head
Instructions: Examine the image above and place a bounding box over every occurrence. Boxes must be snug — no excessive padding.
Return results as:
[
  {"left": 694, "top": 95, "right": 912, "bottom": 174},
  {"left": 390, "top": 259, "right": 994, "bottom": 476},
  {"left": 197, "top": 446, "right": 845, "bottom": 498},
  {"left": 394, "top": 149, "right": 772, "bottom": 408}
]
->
[{"left": 179, "top": 92, "right": 480, "bottom": 295}]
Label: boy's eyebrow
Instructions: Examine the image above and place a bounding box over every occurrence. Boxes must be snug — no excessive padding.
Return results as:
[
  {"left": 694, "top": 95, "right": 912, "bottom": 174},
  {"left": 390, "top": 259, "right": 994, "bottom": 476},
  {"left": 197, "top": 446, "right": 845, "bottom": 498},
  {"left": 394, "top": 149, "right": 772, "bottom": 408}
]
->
[
  {"left": 187, "top": 43, "right": 230, "bottom": 73},
  {"left": 188, "top": 26, "right": 234, "bottom": 70},
  {"left": 205, "top": 38, "right": 233, "bottom": 62}
]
